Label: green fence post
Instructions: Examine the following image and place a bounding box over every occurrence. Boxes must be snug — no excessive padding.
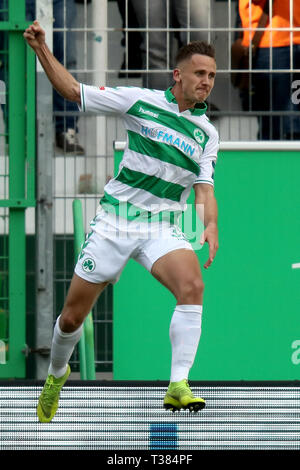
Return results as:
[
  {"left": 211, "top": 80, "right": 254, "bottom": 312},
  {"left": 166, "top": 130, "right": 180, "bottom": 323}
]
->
[
  {"left": 7, "top": 0, "right": 27, "bottom": 377},
  {"left": 72, "top": 199, "right": 96, "bottom": 380},
  {"left": 0, "top": 0, "right": 36, "bottom": 378},
  {"left": 26, "top": 44, "right": 36, "bottom": 205}
]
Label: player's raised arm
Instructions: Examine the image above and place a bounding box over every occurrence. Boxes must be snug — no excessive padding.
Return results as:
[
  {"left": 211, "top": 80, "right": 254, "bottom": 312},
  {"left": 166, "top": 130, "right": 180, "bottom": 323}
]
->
[{"left": 24, "top": 20, "right": 81, "bottom": 105}]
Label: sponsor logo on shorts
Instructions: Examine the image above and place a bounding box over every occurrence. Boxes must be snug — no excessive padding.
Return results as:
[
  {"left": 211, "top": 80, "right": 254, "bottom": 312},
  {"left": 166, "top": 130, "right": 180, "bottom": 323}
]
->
[{"left": 82, "top": 258, "right": 96, "bottom": 273}]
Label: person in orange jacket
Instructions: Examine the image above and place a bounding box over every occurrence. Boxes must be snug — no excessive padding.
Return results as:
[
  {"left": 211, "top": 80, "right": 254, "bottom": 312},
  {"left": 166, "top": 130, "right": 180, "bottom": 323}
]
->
[{"left": 239, "top": 0, "right": 300, "bottom": 140}]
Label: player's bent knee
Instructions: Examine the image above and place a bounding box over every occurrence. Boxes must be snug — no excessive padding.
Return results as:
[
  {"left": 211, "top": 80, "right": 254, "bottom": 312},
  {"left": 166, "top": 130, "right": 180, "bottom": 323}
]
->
[
  {"left": 177, "top": 277, "right": 204, "bottom": 304},
  {"left": 59, "top": 310, "right": 84, "bottom": 333}
]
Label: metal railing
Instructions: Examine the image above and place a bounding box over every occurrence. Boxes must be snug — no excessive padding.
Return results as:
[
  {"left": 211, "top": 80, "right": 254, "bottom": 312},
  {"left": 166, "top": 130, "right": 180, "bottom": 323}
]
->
[{"left": 72, "top": 198, "right": 96, "bottom": 380}]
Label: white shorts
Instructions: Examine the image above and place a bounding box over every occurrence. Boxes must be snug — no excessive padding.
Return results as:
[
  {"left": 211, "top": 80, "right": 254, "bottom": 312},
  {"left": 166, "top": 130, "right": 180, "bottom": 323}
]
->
[{"left": 74, "top": 209, "right": 193, "bottom": 284}]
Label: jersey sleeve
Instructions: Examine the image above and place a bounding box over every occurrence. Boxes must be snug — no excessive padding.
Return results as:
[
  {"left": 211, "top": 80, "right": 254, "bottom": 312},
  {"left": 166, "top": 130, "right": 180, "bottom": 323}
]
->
[
  {"left": 194, "top": 127, "right": 219, "bottom": 186},
  {"left": 79, "top": 84, "right": 138, "bottom": 115}
]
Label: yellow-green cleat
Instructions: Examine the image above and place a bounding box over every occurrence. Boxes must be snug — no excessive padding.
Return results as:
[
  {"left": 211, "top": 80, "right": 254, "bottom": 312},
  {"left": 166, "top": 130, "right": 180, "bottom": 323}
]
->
[
  {"left": 164, "top": 379, "right": 206, "bottom": 413},
  {"left": 37, "top": 365, "right": 71, "bottom": 423}
]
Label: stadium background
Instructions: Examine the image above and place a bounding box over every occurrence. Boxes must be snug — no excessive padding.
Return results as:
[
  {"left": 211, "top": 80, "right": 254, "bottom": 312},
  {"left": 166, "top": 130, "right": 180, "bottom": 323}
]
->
[{"left": 0, "top": 0, "right": 299, "bottom": 452}]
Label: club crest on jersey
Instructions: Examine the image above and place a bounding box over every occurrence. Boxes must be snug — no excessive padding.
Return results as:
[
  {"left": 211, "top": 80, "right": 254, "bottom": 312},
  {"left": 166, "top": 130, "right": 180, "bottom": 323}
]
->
[{"left": 194, "top": 128, "right": 205, "bottom": 144}]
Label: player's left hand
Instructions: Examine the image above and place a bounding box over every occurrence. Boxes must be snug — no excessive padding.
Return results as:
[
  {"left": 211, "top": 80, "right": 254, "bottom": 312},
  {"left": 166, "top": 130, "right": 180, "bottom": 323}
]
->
[
  {"left": 200, "top": 223, "right": 219, "bottom": 269},
  {"left": 23, "top": 20, "right": 46, "bottom": 50}
]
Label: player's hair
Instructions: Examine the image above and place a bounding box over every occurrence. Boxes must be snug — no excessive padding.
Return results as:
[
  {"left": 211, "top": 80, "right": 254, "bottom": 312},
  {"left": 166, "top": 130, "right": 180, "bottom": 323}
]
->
[{"left": 175, "top": 41, "right": 216, "bottom": 65}]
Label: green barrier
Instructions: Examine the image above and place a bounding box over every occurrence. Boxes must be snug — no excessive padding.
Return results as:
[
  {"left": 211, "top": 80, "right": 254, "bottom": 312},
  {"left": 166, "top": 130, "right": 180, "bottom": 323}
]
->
[
  {"left": 72, "top": 199, "right": 96, "bottom": 380},
  {"left": 0, "top": 1, "right": 36, "bottom": 378},
  {"left": 113, "top": 143, "right": 300, "bottom": 380}
]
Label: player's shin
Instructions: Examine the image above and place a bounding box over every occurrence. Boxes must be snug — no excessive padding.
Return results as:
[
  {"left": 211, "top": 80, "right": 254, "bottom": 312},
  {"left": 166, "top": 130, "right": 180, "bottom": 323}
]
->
[
  {"left": 169, "top": 304, "right": 202, "bottom": 382},
  {"left": 48, "top": 315, "right": 83, "bottom": 378}
]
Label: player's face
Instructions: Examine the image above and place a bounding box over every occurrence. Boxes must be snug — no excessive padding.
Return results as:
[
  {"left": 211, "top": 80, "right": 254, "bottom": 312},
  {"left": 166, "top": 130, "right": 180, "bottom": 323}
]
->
[{"left": 174, "top": 54, "right": 216, "bottom": 104}]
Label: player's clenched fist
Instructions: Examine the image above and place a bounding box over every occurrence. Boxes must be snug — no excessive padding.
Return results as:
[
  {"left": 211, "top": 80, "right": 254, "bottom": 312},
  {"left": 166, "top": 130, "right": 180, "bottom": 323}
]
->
[{"left": 23, "top": 20, "right": 45, "bottom": 50}]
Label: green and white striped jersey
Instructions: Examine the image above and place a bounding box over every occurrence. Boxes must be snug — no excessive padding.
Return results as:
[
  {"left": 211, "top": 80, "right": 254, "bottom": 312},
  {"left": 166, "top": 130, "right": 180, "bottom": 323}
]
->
[{"left": 80, "top": 84, "right": 219, "bottom": 223}]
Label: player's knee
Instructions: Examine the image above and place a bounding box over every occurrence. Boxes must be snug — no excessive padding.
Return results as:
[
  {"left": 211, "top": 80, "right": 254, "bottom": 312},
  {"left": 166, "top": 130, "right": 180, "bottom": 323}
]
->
[
  {"left": 177, "top": 277, "right": 204, "bottom": 304},
  {"left": 59, "top": 309, "right": 83, "bottom": 333}
]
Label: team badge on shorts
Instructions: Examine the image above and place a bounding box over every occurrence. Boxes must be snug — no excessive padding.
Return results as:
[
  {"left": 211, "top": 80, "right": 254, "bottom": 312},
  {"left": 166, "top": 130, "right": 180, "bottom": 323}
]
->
[{"left": 82, "top": 258, "right": 96, "bottom": 273}]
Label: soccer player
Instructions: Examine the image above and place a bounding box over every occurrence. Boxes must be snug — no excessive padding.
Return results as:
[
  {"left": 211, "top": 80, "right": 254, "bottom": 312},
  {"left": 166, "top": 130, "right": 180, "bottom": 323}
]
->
[{"left": 24, "top": 20, "right": 219, "bottom": 422}]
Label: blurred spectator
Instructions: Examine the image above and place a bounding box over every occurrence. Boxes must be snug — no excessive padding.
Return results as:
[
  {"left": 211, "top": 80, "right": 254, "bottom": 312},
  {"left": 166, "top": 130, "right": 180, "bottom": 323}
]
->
[
  {"left": 117, "top": 0, "right": 142, "bottom": 78},
  {"left": 239, "top": 0, "right": 300, "bottom": 140},
  {"left": 130, "top": 0, "right": 214, "bottom": 90},
  {"left": 0, "top": 0, "right": 84, "bottom": 152},
  {"left": 51, "top": 0, "right": 84, "bottom": 153}
]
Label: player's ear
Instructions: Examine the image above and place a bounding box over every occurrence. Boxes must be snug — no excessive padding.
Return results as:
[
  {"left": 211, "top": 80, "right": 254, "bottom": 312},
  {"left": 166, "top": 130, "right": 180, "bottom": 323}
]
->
[{"left": 173, "top": 68, "right": 181, "bottom": 83}]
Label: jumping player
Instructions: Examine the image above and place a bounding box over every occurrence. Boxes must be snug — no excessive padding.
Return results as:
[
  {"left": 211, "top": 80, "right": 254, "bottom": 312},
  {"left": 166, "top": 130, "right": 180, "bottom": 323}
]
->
[{"left": 24, "top": 20, "right": 219, "bottom": 422}]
